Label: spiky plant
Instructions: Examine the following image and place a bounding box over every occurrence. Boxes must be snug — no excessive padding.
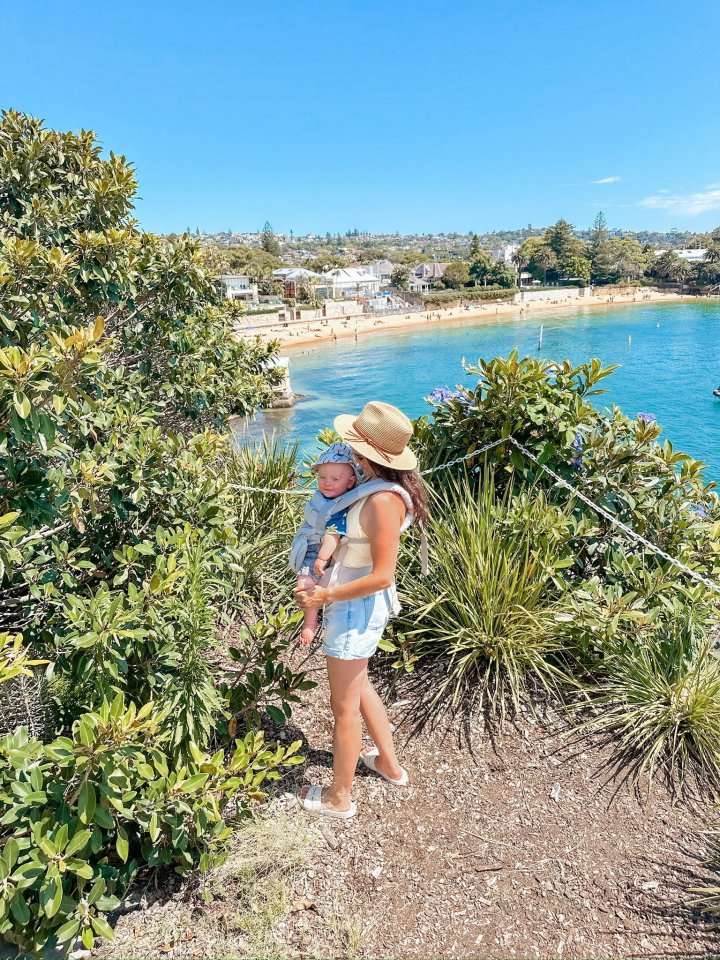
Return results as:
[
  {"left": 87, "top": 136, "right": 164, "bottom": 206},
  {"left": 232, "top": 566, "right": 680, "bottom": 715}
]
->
[
  {"left": 575, "top": 615, "right": 720, "bottom": 793},
  {"left": 689, "top": 825, "right": 720, "bottom": 917},
  {"left": 395, "top": 473, "right": 574, "bottom": 717}
]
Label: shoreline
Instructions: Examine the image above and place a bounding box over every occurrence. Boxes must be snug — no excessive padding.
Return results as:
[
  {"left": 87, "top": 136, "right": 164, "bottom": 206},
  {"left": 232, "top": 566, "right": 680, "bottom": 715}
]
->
[{"left": 238, "top": 290, "right": 703, "bottom": 352}]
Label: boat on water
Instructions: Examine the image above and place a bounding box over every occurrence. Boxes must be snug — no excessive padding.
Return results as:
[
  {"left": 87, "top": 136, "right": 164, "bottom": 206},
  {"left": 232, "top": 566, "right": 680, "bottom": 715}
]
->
[{"left": 714, "top": 386, "right": 720, "bottom": 398}]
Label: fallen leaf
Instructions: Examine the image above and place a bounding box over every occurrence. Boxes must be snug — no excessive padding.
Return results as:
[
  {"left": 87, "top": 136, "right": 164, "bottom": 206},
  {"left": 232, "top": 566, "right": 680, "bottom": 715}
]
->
[{"left": 290, "top": 898, "right": 315, "bottom": 913}]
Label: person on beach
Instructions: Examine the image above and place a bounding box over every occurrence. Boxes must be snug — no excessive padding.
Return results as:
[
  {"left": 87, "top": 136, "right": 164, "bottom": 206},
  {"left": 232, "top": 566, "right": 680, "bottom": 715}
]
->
[
  {"left": 295, "top": 401, "right": 429, "bottom": 819},
  {"left": 293, "top": 443, "right": 361, "bottom": 644}
]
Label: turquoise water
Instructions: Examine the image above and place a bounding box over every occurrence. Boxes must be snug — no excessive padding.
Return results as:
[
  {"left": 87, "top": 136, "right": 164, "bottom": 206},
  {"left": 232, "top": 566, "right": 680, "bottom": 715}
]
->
[{"left": 242, "top": 300, "right": 720, "bottom": 478}]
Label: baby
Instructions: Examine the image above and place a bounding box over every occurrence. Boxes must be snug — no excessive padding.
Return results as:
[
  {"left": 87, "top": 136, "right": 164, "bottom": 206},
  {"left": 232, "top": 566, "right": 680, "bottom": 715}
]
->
[{"left": 295, "top": 443, "right": 360, "bottom": 644}]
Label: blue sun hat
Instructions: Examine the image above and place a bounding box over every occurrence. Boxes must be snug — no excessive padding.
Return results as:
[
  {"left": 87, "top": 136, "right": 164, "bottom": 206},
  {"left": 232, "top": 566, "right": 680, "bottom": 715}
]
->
[{"left": 310, "top": 441, "right": 363, "bottom": 482}]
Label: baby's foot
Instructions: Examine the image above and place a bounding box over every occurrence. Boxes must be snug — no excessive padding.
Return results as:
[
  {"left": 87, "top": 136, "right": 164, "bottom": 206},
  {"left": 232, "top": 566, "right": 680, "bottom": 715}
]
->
[{"left": 300, "top": 625, "right": 317, "bottom": 645}]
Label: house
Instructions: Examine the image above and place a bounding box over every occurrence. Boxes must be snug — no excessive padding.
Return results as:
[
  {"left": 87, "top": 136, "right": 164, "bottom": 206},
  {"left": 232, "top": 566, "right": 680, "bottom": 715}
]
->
[
  {"left": 217, "top": 275, "right": 259, "bottom": 304},
  {"left": 367, "top": 259, "right": 396, "bottom": 284},
  {"left": 271, "top": 267, "right": 333, "bottom": 300},
  {"left": 321, "top": 267, "right": 380, "bottom": 298},
  {"left": 490, "top": 244, "right": 520, "bottom": 263},
  {"left": 407, "top": 262, "right": 449, "bottom": 293}
]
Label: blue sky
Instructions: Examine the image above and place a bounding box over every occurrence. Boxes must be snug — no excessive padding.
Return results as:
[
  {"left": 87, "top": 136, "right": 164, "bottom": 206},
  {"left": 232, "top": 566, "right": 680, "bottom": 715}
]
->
[{"left": 2, "top": 0, "right": 719, "bottom": 235}]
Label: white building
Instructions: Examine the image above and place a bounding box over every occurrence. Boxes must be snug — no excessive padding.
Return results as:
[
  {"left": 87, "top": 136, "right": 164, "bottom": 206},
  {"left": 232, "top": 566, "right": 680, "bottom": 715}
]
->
[
  {"left": 653, "top": 248, "right": 708, "bottom": 263},
  {"left": 490, "top": 244, "right": 520, "bottom": 263},
  {"left": 272, "top": 267, "right": 333, "bottom": 300},
  {"left": 217, "top": 275, "right": 259, "bottom": 303},
  {"left": 322, "top": 267, "right": 380, "bottom": 298}
]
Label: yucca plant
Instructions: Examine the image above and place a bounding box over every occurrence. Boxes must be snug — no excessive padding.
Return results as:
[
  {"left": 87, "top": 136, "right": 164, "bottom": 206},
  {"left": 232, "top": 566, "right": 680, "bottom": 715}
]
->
[
  {"left": 575, "top": 615, "right": 720, "bottom": 794},
  {"left": 689, "top": 825, "right": 720, "bottom": 918},
  {"left": 395, "top": 473, "right": 575, "bottom": 717}
]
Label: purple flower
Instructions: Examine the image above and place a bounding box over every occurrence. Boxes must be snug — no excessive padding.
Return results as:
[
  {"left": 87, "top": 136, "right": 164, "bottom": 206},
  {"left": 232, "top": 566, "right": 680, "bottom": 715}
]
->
[
  {"left": 426, "top": 386, "right": 454, "bottom": 405},
  {"left": 637, "top": 412, "right": 656, "bottom": 424},
  {"left": 426, "top": 386, "right": 468, "bottom": 406},
  {"left": 693, "top": 504, "right": 709, "bottom": 519},
  {"left": 569, "top": 431, "right": 584, "bottom": 469}
]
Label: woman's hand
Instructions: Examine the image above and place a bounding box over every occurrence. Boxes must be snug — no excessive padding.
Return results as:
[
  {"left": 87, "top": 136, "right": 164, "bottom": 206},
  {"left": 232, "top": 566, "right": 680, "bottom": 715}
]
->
[{"left": 294, "top": 582, "right": 330, "bottom": 610}]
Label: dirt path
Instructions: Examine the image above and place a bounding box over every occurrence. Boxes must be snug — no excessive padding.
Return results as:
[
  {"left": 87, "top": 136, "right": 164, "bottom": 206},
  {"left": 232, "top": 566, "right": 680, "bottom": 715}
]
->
[{"left": 98, "top": 647, "right": 720, "bottom": 959}]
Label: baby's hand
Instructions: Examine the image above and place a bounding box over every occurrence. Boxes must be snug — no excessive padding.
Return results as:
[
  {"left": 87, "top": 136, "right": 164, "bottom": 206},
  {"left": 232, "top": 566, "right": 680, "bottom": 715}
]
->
[{"left": 313, "top": 557, "right": 328, "bottom": 577}]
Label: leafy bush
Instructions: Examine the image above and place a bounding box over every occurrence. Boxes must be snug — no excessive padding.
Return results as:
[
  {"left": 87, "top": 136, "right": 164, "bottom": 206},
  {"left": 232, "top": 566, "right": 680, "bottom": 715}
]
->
[
  {"left": 392, "top": 475, "right": 574, "bottom": 716},
  {"left": 222, "top": 606, "right": 315, "bottom": 733},
  {"left": 415, "top": 352, "right": 720, "bottom": 591},
  {"left": 0, "top": 695, "right": 303, "bottom": 954},
  {"left": 0, "top": 111, "right": 314, "bottom": 950},
  {"left": 226, "top": 434, "right": 305, "bottom": 601}
]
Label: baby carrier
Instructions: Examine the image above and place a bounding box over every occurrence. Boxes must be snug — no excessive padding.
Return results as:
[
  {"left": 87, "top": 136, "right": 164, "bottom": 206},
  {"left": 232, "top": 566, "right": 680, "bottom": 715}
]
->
[{"left": 289, "top": 478, "right": 427, "bottom": 575}]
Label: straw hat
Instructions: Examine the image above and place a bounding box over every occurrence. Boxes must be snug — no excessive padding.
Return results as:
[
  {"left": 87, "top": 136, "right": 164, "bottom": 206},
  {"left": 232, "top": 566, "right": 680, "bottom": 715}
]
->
[{"left": 334, "top": 401, "right": 417, "bottom": 471}]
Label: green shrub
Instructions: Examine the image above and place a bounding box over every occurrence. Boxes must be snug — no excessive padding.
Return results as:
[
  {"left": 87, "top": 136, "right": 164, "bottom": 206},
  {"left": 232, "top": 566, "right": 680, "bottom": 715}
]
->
[
  {"left": 226, "top": 434, "right": 305, "bottom": 602},
  {"left": 0, "top": 110, "right": 313, "bottom": 951},
  {"left": 420, "top": 286, "right": 517, "bottom": 306},
  {"left": 391, "top": 475, "right": 574, "bottom": 716},
  {"left": 689, "top": 826, "right": 720, "bottom": 917},
  {"left": 415, "top": 352, "right": 720, "bottom": 591},
  {"left": 0, "top": 694, "right": 303, "bottom": 954},
  {"left": 222, "top": 606, "right": 315, "bottom": 733}
]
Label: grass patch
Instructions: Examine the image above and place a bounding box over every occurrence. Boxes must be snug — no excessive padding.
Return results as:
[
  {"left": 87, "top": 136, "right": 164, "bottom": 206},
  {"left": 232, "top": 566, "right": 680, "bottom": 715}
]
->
[{"left": 201, "top": 808, "right": 320, "bottom": 956}]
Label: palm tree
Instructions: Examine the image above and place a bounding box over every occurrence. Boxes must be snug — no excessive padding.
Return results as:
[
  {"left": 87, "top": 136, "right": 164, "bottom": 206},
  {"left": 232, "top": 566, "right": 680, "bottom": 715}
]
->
[
  {"left": 655, "top": 250, "right": 691, "bottom": 290},
  {"left": 534, "top": 247, "right": 557, "bottom": 285},
  {"left": 668, "top": 257, "right": 692, "bottom": 293},
  {"left": 511, "top": 248, "right": 529, "bottom": 287}
]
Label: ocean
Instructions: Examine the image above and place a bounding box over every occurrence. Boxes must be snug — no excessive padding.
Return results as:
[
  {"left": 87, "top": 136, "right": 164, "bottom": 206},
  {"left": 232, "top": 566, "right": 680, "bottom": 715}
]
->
[{"left": 238, "top": 300, "right": 720, "bottom": 479}]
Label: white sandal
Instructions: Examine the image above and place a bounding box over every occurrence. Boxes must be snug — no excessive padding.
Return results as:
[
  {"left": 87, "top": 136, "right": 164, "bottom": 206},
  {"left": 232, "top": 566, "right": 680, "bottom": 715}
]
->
[
  {"left": 299, "top": 785, "right": 357, "bottom": 820},
  {"left": 360, "top": 748, "right": 409, "bottom": 786}
]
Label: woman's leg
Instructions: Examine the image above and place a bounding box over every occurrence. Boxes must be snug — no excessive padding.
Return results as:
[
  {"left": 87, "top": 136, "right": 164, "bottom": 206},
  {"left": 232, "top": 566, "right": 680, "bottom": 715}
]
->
[
  {"left": 300, "top": 656, "right": 367, "bottom": 812},
  {"left": 359, "top": 675, "right": 404, "bottom": 781}
]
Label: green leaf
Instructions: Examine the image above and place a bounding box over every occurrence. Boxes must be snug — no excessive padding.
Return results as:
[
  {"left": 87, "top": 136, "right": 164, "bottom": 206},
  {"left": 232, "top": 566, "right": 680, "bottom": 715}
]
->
[
  {"left": 181, "top": 773, "right": 208, "bottom": 794},
  {"left": 79, "top": 782, "right": 96, "bottom": 824},
  {"left": 3, "top": 837, "right": 19, "bottom": 870},
  {"left": 94, "top": 804, "right": 114, "bottom": 829},
  {"left": 82, "top": 924, "right": 95, "bottom": 949},
  {"left": 56, "top": 918, "right": 82, "bottom": 943},
  {"left": 66, "top": 828, "right": 91, "bottom": 857},
  {"left": 265, "top": 704, "right": 285, "bottom": 724},
  {"left": 116, "top": 825, "right": 129, "bottom": 863},
  {"left": 377, "top": 638, "right": 397, "bottom": 652},
  {"left": 149, "top": 812, "right": 160, "bottom": 842},
  {"left": 10, "top": 891, "right": 30, "bottom": 925},
  {"left": 91, "top": 914, "right": 115, "bottom": 941},
  {"left": 44, "top": 876, "right": 63, "bottom": 918},
  {"left": 12, "top": 392, "right": 31, "bottom": 419},
  {"left": 66, "top": 858, "right": 94, "bottom": 879}
]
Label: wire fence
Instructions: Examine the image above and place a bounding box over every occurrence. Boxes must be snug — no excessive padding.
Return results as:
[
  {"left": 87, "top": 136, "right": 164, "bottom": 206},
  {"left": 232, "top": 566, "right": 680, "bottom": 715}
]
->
[{"left": 228, "top": 434, "right": 720, "bottom": 595}]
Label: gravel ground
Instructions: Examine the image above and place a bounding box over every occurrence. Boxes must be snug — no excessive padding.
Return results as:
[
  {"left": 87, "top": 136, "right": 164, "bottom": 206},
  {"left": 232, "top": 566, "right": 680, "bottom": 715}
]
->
[{"left": 96, "top": 646, "right": 720, "bottom": 959}]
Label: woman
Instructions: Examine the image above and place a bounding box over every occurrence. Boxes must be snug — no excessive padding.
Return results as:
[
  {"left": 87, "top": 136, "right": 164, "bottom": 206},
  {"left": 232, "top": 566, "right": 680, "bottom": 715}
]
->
[{"left": 295, "top": 400, "right": 429, "bottom": 819}]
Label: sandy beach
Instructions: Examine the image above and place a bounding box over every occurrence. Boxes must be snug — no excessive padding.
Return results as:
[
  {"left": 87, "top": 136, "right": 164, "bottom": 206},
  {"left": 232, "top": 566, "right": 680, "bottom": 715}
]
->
[{"left": 237, "top": 289, "right": 698, "bottom": 351}]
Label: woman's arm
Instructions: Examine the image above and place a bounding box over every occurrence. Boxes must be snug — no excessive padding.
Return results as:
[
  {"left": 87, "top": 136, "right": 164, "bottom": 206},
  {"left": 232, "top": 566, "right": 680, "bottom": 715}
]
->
[{"left": 294, "top": 492, "right": 405, "bottom": 608}]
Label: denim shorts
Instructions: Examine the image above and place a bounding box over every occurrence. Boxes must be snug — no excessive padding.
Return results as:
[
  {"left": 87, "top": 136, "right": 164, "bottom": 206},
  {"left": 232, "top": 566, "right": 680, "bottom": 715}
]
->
[{"left": 322, "top": 589, "right": 397, "bottom": 660}]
